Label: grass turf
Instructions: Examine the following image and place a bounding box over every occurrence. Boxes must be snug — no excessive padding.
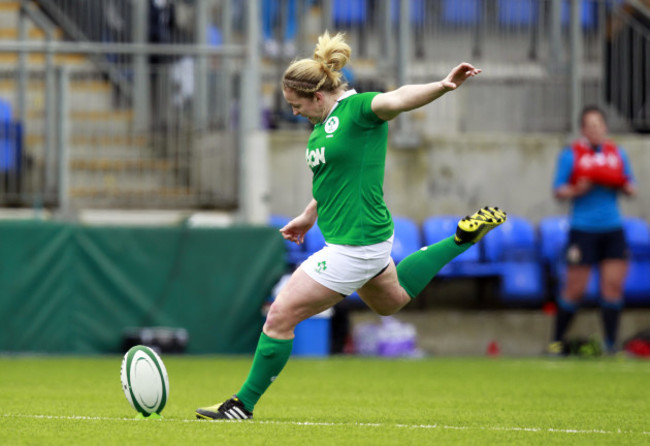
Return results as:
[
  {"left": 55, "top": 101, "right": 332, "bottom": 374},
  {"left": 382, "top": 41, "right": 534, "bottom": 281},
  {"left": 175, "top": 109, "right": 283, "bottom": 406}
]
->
[{"left": 1, "top": 355, "right": 649, "bottom": 445}]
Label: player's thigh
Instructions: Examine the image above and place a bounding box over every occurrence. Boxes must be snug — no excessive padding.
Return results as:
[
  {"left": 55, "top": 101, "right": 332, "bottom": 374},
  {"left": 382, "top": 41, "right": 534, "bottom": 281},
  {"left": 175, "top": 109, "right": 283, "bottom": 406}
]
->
[
  {"left": 563, "top": 265, "right": 592, "bottom": 300},
  {"left": 265, "top": 268, "right": 343, "bottom": 338},
  {"left": 564, "top": 230, "right": 597, "bottom": 300},
  {"left": 600, "top": 259, "right": 628, "bottom": 299},
  {"left": 357, "top": 260, "right": 410, "bottom": 315}
]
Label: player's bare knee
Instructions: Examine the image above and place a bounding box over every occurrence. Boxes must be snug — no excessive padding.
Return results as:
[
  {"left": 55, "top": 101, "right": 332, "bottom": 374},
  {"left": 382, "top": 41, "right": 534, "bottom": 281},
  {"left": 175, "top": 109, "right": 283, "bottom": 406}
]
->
[
  {"left": 369, "top": 301, "right": 402, "bottom": 316},
  {"left": 264, "top": 301, "right": 298, "bottom": 336},
  {"left": 374, "top": 307, "right": 398, "bottom": 316}
]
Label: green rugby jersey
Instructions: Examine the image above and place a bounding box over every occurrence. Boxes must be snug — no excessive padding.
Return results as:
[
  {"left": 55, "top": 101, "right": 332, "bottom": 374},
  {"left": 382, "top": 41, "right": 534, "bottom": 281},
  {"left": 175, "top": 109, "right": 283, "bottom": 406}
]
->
[{"left": 305, "top": 90, "right": 394, "bottom": 245}]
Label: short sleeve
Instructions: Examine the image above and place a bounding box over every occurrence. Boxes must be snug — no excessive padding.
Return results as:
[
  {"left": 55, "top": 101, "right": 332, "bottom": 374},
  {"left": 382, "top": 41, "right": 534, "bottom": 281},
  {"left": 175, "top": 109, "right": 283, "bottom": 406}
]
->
[
  {"left": 346, "top": 92, "right": 385, "bottom": 128},
  {"left": 553, "top": 147, "right": 574, "bottom": 189},
  {"left": 619, "top": 147, "right": 635, "bottom": 183}
]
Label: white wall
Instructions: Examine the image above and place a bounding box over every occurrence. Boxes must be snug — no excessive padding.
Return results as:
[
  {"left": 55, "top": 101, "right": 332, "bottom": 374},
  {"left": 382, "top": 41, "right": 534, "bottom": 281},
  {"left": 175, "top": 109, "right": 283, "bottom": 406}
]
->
[{"left": 269, "top": 131, "right": 649, "bottom": 223}]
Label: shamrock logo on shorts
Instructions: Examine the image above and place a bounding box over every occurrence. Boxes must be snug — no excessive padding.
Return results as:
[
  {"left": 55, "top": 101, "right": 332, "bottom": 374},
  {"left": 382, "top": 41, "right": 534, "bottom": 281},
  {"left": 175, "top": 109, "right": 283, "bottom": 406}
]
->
[{"left": 316, "top": 261, "right": 327, "bottom": 273}]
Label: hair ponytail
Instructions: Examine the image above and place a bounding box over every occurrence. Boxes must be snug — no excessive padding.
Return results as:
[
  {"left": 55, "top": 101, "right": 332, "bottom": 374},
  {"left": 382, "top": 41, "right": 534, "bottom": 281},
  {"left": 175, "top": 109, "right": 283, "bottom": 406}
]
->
[{"left": 282, "top": 31, "right": 351, "bottom": 97}]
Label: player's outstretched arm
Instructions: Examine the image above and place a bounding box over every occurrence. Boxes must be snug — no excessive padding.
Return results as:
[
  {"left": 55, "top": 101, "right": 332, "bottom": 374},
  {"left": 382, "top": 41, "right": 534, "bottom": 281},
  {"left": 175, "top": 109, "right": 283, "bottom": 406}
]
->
[{"left": 371, "top": 62, "right": 481, "bottom": 121}]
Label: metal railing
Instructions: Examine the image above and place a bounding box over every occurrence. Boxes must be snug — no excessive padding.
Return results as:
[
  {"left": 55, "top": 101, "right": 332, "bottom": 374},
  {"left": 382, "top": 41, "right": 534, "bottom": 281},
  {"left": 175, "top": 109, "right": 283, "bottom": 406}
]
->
[
  {"left": 0, "top": 0, "right": 648, "bottom": 213},
  {"left": 261, "top": 0, "right": 650, "bottom": 135},
  {"left": 0, "top": 0, "right": 252, "bottom": 213}
]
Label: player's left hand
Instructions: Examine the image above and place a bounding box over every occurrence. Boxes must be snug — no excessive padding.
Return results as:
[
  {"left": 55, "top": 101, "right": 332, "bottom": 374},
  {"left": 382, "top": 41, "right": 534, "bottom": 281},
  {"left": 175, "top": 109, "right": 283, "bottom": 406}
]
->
[
  {"left": 280, "top": 215, "right": 314, "bottom": 245},
  {"left": 441, "top": 63, "right": 482, "bottom": 91}
]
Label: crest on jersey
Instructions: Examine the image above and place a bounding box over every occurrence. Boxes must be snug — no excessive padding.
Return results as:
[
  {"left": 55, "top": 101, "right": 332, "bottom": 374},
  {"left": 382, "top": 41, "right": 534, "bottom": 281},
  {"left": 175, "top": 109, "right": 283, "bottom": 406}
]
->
[{"left": 324, "top": 116, "right": 339, "bottom": 134}]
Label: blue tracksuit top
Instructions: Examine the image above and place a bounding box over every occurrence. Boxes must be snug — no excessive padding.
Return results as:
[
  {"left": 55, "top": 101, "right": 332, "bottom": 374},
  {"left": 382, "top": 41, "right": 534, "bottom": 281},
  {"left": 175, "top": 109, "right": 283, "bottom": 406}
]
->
[{"left": 552, "top": 144, "right": 634, "bottom": 232}]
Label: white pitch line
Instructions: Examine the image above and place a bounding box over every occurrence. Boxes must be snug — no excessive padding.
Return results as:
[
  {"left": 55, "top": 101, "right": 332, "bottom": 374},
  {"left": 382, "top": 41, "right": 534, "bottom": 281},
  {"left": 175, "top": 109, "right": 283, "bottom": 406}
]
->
[{"left": 2, "top": 414, "right": 649, "bottom": 436}]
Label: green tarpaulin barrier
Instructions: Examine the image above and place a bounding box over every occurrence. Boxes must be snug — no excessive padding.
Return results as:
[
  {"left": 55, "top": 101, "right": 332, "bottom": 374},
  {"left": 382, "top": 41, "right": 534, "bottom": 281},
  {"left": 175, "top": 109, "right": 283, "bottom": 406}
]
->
[{"left": 0, "top": 221, "right": 286, "bottom": 354}]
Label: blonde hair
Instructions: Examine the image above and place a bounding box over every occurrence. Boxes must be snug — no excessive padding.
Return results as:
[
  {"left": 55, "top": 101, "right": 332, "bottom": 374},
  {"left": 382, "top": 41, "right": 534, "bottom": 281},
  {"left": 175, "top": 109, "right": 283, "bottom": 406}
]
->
[{"left": 282, "top": 31, "right": 351, "bottom": 98}]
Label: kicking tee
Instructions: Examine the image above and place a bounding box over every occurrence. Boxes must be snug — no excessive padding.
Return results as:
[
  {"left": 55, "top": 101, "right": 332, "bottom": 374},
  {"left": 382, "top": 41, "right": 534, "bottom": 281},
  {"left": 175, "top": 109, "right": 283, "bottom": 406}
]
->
[{"left": 305, "top": 90, "right": 393, "bottom": 246}]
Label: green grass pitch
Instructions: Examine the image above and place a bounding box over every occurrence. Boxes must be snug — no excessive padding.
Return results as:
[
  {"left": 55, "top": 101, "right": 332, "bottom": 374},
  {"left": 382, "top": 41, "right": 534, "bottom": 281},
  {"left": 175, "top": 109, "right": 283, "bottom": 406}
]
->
[{"left": 1, "top": 355, "right": 649, "bottom": 445}]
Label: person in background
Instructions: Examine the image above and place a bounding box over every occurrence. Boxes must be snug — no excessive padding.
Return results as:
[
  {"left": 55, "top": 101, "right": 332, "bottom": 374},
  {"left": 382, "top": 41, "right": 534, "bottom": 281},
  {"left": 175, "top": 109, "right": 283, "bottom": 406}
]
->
[
  {"left": 196, "top": 31, "right": 506, "bottom": 420},
  {"left": 548, "top": 105, "right": 637, "bottom": 355}
]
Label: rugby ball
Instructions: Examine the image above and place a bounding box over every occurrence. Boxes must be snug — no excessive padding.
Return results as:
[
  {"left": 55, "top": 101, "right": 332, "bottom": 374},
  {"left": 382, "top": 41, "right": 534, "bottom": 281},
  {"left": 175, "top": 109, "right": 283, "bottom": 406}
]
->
[{"left": 120, "top": 345, "right": 170, "bottom": 416}]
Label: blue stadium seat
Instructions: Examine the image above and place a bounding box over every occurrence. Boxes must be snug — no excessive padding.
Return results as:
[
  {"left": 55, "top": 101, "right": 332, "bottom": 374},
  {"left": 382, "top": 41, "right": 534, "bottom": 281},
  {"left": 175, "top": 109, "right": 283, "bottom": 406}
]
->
[
  {"left": 498, "top": 262, "right": 545, "bottom": 304},
  {"left": 207, "top": 24, "right": 223, "bottom": 46},
  {"left": 333, "top": 0, "right": 367, "bottom": 26},
  {"left": 483, "top": 216, "right": 544, "bottom": 305},
  {"left": 262, "top": 0, "right": 298, "bottom": 41},
  {"left": 391, "top": 0, "right": 426, "bottom": 24},
  {"left": 442, "top": 0, "right": 481, "bottom": 25},
  {"left": 422, "top": 215, "right": 480, "bottom": 262},
  {"left": 269, "top": 214, "right": 306, "bottom": 266},
  {"left": 304, "top": 221, "right": 326, "bottom": 256},
  {"left": 422, "top": 215, "right": 492, "bottom": 278},
  {"left": 483, "top": 215, "right": 538, "bottom": 262},
  {"left": 623, "top": 217, "right": 650, "bottom": 304},
  {"left": 624, "top": 260, "right": 650, "bottom": 305},
  {"left": 538, "top": 215, "right": 569, "bottom": 268},
  {"left": 623, "top": 217, "right": 650, "bottom": 259},
  {"left": 561, "top": 0, "right": 598, "bottom": 30},
  {"left": 0, "top": 98, "right": 10, "bottom": 121},
  {"left": 497, "top": 0, "right": 539, "bottom": 26},
  {"left": 0, "top": 98, "right": 19, "bottom": 174},
  {"left": 391, "top": 216, "right": 421, "bottom": 264}
]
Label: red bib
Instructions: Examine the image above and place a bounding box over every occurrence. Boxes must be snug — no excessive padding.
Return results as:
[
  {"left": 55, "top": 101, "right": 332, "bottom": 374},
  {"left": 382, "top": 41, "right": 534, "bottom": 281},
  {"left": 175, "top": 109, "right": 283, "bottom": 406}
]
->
[{"left": 569, "top": 139, "right": 627, "bottom": 188}]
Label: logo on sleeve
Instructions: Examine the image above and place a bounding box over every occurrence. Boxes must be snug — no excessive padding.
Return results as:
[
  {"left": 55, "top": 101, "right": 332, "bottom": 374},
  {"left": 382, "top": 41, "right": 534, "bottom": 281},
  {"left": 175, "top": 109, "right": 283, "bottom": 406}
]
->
[{"left": 324, "top": 117, "right": 339, "bottom": 134}]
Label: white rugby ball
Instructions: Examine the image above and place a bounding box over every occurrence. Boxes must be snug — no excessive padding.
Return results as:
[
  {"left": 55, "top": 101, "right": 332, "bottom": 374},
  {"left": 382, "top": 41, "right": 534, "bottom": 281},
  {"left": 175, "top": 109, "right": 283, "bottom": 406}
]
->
[{"left": 120, "top": 345, "right": 170, "bottom": 415}]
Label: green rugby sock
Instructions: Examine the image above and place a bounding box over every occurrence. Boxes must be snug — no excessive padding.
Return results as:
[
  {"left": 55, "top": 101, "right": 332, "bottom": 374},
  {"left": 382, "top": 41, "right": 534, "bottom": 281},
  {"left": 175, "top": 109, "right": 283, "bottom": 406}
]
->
[
  {"left": 396, "top": 236, "right": 471, "bottom": 298},
  {"left": 236, "top": 332, "right": 293, "bottom": 412}
]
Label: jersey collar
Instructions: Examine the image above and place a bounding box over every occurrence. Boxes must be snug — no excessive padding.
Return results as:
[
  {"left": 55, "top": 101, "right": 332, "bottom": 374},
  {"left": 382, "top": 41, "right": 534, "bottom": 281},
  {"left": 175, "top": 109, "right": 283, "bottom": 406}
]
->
[{"left": 323, "top": 89, "right": 357, "bottom": 122}]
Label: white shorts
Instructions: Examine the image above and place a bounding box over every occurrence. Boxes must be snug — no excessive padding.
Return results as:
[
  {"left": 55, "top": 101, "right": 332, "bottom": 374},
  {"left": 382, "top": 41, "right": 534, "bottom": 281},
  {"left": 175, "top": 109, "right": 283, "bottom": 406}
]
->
[{"left": 300, "top": 236, "right": 394, "bottom": 296}]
